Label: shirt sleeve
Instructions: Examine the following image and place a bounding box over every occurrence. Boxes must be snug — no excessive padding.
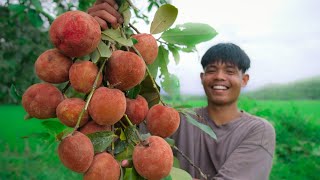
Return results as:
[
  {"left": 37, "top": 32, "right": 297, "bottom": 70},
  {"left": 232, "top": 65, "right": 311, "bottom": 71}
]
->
[{"left": 213, "top": 120, "right": 276, "bottom": 180}]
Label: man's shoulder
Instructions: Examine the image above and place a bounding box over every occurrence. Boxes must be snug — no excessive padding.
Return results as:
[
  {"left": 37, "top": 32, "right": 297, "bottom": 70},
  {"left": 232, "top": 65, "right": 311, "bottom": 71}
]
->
[
  {"left": 241, "top": 112, "right": 276, "bottom": 156},
  {"left": 242, "top": 112, "right": 275, "bottom": 135}
]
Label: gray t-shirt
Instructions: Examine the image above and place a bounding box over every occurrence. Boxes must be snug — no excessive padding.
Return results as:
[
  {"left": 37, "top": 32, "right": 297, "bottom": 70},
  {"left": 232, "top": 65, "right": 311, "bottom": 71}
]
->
[{"left": 171, "top": 107, "right": 276, "bottom": 180}]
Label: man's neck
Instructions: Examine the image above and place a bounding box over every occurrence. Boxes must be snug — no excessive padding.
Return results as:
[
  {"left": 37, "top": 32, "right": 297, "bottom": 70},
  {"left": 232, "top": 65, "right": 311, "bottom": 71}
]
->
[{"left": 207, "top": 102, "right": 241, "bottom": 126}]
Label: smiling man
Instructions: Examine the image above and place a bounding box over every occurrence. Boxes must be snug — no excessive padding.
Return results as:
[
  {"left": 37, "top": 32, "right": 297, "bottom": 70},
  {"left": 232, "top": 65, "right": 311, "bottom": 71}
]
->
[{"left": 171, "top": 43, "right": 276, "bottom": 180}]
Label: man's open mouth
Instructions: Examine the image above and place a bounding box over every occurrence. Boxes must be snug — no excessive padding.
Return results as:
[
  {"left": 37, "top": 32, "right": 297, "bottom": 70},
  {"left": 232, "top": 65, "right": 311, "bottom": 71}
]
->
[{"left": 211, "top": 85, "right": 229, "bottom": 90}]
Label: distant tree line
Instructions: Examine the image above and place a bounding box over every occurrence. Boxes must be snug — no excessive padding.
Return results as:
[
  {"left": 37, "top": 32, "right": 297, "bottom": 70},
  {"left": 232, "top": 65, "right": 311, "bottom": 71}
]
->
[{"left": 245, "top": 76, "right": 320, "bottom": 100}]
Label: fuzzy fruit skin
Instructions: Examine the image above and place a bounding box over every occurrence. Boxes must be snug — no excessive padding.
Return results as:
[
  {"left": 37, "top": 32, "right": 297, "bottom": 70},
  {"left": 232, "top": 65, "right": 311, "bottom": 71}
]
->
[
  {"left": 69, "top": 61, "right": 102, "bottom": 94},
  {"left": 88, "top": 87, "right": 126, "bottom": 125},
  {"left": 105, "top": 50, "right": 146, "bottom": 91},
  {"left": 80, "top": 121, "right": 111, "bottom": 135},
  {"left": 49, "top": 10, "right": 101, "bottom": 57},
  {"left": 84, "top": 152, "right": 120, "bottom": 180},
  {"left": 132, "top": 33, "right": 158, "bottom": 64},
  {"left": 35, "top": 49, "right": 72, "bottom": 83},
  {"left": 56, "top": 98, "right": 88, "bottom": 127},
  {"left": 58, "top": 131, "right": 94, "bottom": 173},
  {"left": 133, "top": 136, "right": 173, "bottom": 180},
  {"left": 146, "top": 104, "right": 180, "bottom": 138},
  {"left": 126, "top": 95, "right": 149, "bottom": 125},
  {"left": 22, "top": 83, "right": 63, "bottom": 119}
]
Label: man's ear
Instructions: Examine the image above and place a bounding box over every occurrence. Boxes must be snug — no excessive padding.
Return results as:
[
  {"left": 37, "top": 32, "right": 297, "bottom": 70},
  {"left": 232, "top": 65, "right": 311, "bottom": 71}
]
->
[
  {"left": 241, "top": 74, "right": 249, "bottom": 87},
  {"left": 200, "top": 72, "right": 204, "bottom": 84}
]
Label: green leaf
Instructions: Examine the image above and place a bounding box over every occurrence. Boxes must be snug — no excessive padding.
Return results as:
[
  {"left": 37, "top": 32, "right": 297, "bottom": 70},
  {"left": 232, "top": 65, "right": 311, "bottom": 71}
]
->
[
  {"left": 169, "top": 167, "right": 192, "bottom": 180},
  {"left": 8, "top": 4, "right": 26, "bottom": 14},
  {"left": 31, "top": 0, "right": 43, "bottom": 11},
  {"left": 140, "top": 133, "right": 151, "bottom": 141},
  {"left": 56, "top": 127, "right": 74, "bottom": 141},
  {"left": 115, "top": 143, "right": 134, "bottom": 161},
  {"left": 27, "top": 9, "right": 43, "bottom": 28},
  {"left": 181, "top": 111, "right": 217, "bottom": 140},
  {"left": 124, "top": 125, "right": 139, "bottom": 144},
  {"left": 140, "top": 73, "right": 161, "bottom": 108},
  {"left": 97, "top": 41, "right": 111, "bottom": 58},
  {"left": 127, "top": 85, "right": 141, "bottom": 99},
  {"left": 79, "top": 54, "right": 91, "bottom": 61},
  {"left": 90, "top": 48, "right": 100, "bottom": 63},
  {"left": 158, "top": 45, "right": 170, "bottom": 72},
  {"left": 165, "top": 137, "right": 175, "bottom": 147},
  {"left": 161, "top": 73, "right": 180, "bottom": 98},
  {"left": 173, "top": 157, "right": 180, "bottom": 168},
  {"left": 147, "top": 2, "right": 154, "bottom": 12},
  {"left": 87, "top": 131, "right": 116, "bottom": 153},
  {"left": 168, "top": 45, "right": 180, "bottom": 65},
  {"left": 120, "top": 128, "right": 126, "bottom": 140},
  {"left": 123, "top": 167, "right": 146, "bottom": 180},
  {"left": 161, "top": 175, "right": 172, "bottom": 180},
  {"left": 147, "top": 46, "right": 161, "bottom": 79},
  {"left": 122, "top": 8, "right": 131, "bottom": 26},
  {"left": 132, "top": 37, "right": 138, "bottom": 45},
  {"left": 101, "top": 34, "right": 115, "bottom": 42},
  {"left": 10, "top": 84, "right": 22, "bottom": 102},
  {"left": 150, "top": 4, "right": 178, "bottom": 34},
  {"left": 41, "top": 120, "right": 66, "bottom": 136},
  {"left": 118, "top": 0, "right": 130, "bottom": 13},
  {"left": 161, "top": 23, "right": 218, "bottom": 46},
  {"left": 114, "top": 140, "right": 127, "bottom": 154},
  {"left": 102, "top": 29, "right": 133, "bottom": 46},
  {"left": 22, "top": 132, "right": 51, "bottom": 140},
  {"left": 180, "top": 45, "right": 196, "bottom": 53}
]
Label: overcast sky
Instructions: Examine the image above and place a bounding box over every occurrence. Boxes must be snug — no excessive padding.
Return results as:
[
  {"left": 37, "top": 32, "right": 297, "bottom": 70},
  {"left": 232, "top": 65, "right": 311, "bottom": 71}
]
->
[{"left": 136, "top": 0, "right": 320, "bottom": 94}]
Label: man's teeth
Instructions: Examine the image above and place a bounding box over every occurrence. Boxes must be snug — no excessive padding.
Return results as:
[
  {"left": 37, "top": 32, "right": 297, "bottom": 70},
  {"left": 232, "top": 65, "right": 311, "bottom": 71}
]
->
[{"left": 212, "top": 85, "right": 227, "bottom": 90}]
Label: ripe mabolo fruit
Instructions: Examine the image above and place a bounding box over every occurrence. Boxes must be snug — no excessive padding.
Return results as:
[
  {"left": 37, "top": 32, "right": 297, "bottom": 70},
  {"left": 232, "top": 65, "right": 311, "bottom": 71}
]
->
[
  {"left": 22, "top": 83, "right": 63, "bottom": 119},
  {"left": 105, "top": 50, "right": 146, "bottom": 91},
  {"left": 49, "top": 10, "right": 101, "bottom": 57},
  {"left": 35, "top": 49, "right": 72, "bottom": 83},
  {"left": 88, "top": 87, "right": 126, "bottom": 125},
  {"left": 132, "top": 33, "right": 158, "bottom": 64},
  {"left": 133, "top": 136, "right": 173, "bottom": 180},
  {"left": 126, "top": 95, "right": 149, "bottom": 125},
  {"left": 146, "top": 104, "right": 180, "bottom": 138},
  {"left": 58, "top": 131, "right": 94, "bottom": 173},
  {"left": 80, "top": 121, "right": 111, "bottom": 135},
  {"left": 56, "top": 98, "right": 89, "bottom": 127},
  {"left": 69, "top": 60, "right": 102, "bottom": 94},
  {"left": 84, "top": 152, "right": 120, "bottom": 180}
]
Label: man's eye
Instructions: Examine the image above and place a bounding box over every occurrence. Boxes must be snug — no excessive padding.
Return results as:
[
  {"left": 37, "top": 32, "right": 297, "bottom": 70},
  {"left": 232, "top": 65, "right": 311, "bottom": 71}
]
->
[
  {"left": 206, "top": 69, "right": 216, "bottom": 73},
  {"left": 226, "top": 69, "right": 235, "bottom": 74}
]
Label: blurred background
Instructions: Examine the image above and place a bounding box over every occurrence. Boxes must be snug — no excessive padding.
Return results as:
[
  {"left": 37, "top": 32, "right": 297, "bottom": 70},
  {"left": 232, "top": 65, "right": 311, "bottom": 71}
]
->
[{"left": 0, "top": 0, "right": 319, "bottom": 179}]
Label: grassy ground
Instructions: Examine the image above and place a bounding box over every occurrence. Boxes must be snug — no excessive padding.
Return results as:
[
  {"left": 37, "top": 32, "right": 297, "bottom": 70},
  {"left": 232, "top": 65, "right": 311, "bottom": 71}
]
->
[{"left": 0, "top": 98, "right": 319, "bottom": 179}]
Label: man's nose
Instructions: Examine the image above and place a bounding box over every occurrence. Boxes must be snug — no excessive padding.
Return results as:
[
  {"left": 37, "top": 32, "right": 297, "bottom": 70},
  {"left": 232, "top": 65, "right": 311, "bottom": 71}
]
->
[{"left": 214, "top": 70, "right": 226, "bottom": 80}]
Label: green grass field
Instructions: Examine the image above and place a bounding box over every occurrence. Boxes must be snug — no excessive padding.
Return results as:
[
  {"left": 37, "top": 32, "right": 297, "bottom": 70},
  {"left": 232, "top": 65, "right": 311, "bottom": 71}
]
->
[{"left": 1, "top": 98, "right": 319, "bottom": 179}]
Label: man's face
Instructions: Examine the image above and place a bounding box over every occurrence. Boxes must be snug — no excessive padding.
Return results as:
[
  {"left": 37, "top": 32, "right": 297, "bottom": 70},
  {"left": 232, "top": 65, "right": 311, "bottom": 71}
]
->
[{"left": 200, "top": 61, "right": 249, "bottom": 106}]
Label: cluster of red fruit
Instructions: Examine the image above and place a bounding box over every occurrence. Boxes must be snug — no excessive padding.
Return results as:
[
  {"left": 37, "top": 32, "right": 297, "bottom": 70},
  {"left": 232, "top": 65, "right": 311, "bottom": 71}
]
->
[{"left": 21, "top": 10, "right": 180, "bottom": 180}]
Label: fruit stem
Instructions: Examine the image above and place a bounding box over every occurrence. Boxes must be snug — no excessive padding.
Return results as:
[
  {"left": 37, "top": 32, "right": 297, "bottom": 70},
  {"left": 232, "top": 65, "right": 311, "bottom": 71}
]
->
[
  {"left": 126, "top": 0, "right": 138, "bottom": 10},
  {"left": 111, "top": 125, "right": 115, "bottom": 155},
  {"left": 72, "top": 57, "right": 108, "bottom": 134},
  {"left": 131, "top": 46, "right": 165, "bottom": 105},
  {"left": 129, "top": 23, "right": 141, "bottom": 34},
  {"left": 124, "top": 114, "right": 149, "bottom": 147},
  {"left": 173, "top": 146, "right": 208, "bottom": 179},
  {"left": 120, "top": 26, "right": 130, "bottom": 51},
  {"left": 119, "top": 120, "right": 127, "bottom": 128},
  {"left": 123, "top": 114, "right": 133, "bottom": 126}
]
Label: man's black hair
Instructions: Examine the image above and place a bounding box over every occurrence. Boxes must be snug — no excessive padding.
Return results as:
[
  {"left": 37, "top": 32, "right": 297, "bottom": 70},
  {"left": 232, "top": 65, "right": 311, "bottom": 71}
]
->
[{"left": 201, "top": 43, "right": 251, "bottom": 73}]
